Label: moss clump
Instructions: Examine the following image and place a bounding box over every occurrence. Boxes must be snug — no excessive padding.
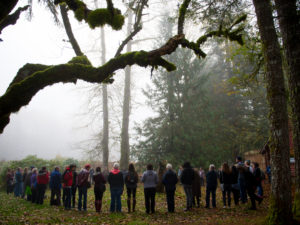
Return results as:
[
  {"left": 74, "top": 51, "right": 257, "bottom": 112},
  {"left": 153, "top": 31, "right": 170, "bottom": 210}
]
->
[
  {"left": 110, "top": 13, "right": 125, "bottom": 30},
  {"left": 87, "top": 8, "right": 124, "bottom": 30},
  {"left": 74, "top": 1, "right": 86, "bottom": 21},
  {"left": 68, "top": 55, "right": 91, "bottom": 65},
  {"left": 293, "top": 191, "right": 300, "bottom": 218}
]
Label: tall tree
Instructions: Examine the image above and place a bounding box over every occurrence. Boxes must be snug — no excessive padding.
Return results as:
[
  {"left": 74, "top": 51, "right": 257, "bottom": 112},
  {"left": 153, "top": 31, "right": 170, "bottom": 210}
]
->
[
  {"left": 252, "top": 0, "right": 292, "bottom": 224},
  {"left": 273, "top": 0, "right": 300, "bottom": 216}
]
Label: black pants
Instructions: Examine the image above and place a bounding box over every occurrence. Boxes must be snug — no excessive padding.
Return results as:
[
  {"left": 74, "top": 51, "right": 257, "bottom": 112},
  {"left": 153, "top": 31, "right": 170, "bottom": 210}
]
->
[
  {"left": 205, "top": 187, "right": 216, "bottom": 207},
  {"left": 36, "top": 184, "right": 46, "bottom": 204},
  {"left": 166, "top": 190, "right": 175, "bottom": 212},
  {"left": 64, "top": 187, "right": 72, "bottom": 209},
  {"left": 144, "top": 188, "right": 156, "bottom": 213},
  {"left": 127, "top": 188, "right": 136, "bottom": 199},
  {"left": 232, "top": 188, "right": 240, "bottom": 205},
  {"left": 31, "top": 187, "right": 37, "bottom": 203},
  {"left": 50, "top": 188, "right": 61, "bottom": 206},
  {"left": 247, "top": 186, "right": 261, "bottom": 209},
  {"left": 94, "top": 187, "right": 104, "bottom": 201},
  {"left": 71, "top": 186, "right": 77, "bottom": 207}
]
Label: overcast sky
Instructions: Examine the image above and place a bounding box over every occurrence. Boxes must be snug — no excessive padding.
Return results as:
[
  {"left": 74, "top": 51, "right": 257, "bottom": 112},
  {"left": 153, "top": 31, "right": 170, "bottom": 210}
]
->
[{"left": 0, "top": 1, "right": 176, "bottom": 161}]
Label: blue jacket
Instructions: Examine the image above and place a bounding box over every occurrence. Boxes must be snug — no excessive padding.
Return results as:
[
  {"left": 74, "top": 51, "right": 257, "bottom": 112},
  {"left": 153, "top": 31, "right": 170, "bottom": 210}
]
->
[
  {"left": 49, "top": 170, "right": 62, "bottom": 189},
  {"left": 15, "top": 171, "right": 22, "bottom": 183},
  {"left": 162, "top": 170, "right": 178, "bottom": 191}
]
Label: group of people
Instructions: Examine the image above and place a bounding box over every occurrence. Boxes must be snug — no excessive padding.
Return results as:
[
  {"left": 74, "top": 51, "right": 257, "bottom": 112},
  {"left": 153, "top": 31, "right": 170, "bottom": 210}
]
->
[{"left": 5, "top": 156, "right": 265, "bottom": 214}]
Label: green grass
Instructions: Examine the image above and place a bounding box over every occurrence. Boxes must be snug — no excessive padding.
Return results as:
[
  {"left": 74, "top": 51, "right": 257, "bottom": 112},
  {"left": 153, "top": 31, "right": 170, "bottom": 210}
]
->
[{"left": 0, "top": 184, "right": 270, "bottom": 224}]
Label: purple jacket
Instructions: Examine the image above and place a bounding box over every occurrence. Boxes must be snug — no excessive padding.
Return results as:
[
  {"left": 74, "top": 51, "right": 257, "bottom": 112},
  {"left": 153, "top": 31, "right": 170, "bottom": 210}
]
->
[{"left": 31, "top": 173, "right": 37, "bottom": 188}]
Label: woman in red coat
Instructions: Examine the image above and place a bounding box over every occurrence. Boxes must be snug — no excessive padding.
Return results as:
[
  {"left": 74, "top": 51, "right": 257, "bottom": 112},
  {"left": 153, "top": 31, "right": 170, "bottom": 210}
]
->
[{"left": 63, "top": 167, "right": 73, "bottom": 210}]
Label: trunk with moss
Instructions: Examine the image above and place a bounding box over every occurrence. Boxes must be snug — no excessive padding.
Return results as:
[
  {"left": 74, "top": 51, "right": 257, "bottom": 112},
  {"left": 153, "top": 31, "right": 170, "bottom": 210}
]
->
[
  {"left": 120, "top": 9, "right": 133, "bottom": 171},
  {"left": 274, "top": 0, "right": 300, "bottom": 217},
  {"left": 252, "top": 0, "right": 293, "bottom": 224}
]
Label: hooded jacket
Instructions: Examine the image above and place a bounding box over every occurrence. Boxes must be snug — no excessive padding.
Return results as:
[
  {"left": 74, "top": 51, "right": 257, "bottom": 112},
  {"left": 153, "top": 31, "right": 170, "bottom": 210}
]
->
[
  {"left": 162, "top": 169, "right": 178, "bottom": 191},
  {"left": 37, "top": 170, "right": 49, "bottom": 185},
  {"left": 63, "top": 168, "right": 73, "bottom": 188},
  {"left": 50, "top": 170, "right": 62, "bottom": 189},
  {"left": 108, "top": 169, "right": 124, "bottom": 189},
  {"left": 142, "top": 170, "right": 158, "bottom": 189}
]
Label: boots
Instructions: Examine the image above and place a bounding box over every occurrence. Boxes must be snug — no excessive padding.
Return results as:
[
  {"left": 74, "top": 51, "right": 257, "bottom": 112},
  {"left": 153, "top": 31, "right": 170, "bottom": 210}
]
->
[
  {"left": 95, "top": 201, "right": 99, "bottom": 212},
  {"left": 133, "top": 199, "right": 136, "bottom": 212},
  {"left": 95, "top": 200, "right": 102, "bottom": 213},
  {"left": 127, "top": 199, "right": 131, "bottom": 213}
]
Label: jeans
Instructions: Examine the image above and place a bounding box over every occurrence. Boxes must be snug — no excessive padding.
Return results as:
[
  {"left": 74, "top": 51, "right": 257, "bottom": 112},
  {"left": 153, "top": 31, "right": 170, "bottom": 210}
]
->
[
  {"left": 36, "top": 184, "right": 46, "bottom": 204},
  {"left": 183, "top": 185, "right": 193, "bottom": 209},
  {"left": 14, "top": 182, "right": 22, "bottom": 197},
  {"left": 64, "top": 187, "right": 72, "bottom": 209},
  {"left": 206, "top": 187, "right": 216, "bottom": 207},
  {"left": 78, "top": 187, "right": 87, "bottom": 211},
  {"left": 238, "top": 178, "right": 247, "bottom": 203},
  {"left": 144, "top": 187, "right": 156, "bottom": 213},
  {"left": 110, "top": 188, "right": 123, "bottom": 212},
  {"left": 72, "top": 186, "right": 77, "bottom": 208},
  {"left": 257, "top": 183, "right": 263, "bottom": 197},
  {"left": 166, "top": 190, "right": 175, "bottom": 212},
  {"left": 50, "top": 188, "right": 61, "bottom": 206}
]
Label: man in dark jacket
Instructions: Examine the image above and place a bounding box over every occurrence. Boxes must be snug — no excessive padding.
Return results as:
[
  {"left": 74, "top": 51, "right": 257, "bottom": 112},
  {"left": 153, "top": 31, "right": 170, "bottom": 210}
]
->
[
  {"left": 49, "top": 167, "right": 62, "bottom": 206},
  {"left": 245, "top": 165, "right": 263, "bottom": 210},
  {"left": 70, "top": 164, "right": 77, "bottom": 208},
  {"left": 108, "top": 163, "right": 124, "bottom": 212},
  {"left": 162, "top": 163, "right": 178, "bottom": 213},
  {"left": 180, "top": 162, "right": 194, "bottom": 211},
  {"left": 77, "top": 164, "right": 90, "bottom": 211},
  {"left": 205, "top": 164, "right": 218, "bottom": 208}
]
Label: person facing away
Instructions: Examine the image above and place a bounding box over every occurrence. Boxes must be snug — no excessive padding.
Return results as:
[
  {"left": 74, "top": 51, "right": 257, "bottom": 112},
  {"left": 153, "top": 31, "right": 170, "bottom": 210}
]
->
[
  {"left": 230, "top": 165, "right": 240, "bottom": 206},
  {"left": 199, "top": 167, "right": 205, "bottom": 187},
  {"left": 108, "top": 163, "right": 124, "bottom": 213},
  {"left": 253, "top": 162, "right": 263, "bottom": 197},
  {"left": 205, "top": 164, "right": 218, "bottom": 208},
  {"left": 22, "top": 168, "right": 28, "bottom": 198},
  {"left": 30, "top": 168, "right": 38, "bottom": 203},
  {"left": 192, "top": 168, "right": 201, "bottom": 208},
  {"left": 162, "top": 163, "right": 178, "bottom": 213},
  {"left": 24, "top": 167, "right": 33, "bottom": 201},
  {"left": 36, "top": 167, "right": 49, "bottom": 204},
  {"left": 125, "top": 163, "right": 139, "bottom": 213},
  {"left": 49, "top": 166, "right": 62, "bottom": 206},
  {"left": 70, "top": 164, "right": 77, "bottom": 209},
  {"left": 180, "top": 161, "right": 195, "bottom": 211},
  {"left": 236, "top": 156, "right": 247, "bottom": 204},
  {"left": 6, "top": 169, "right": 14, "bottom": 194},
  {"left": 77, "top": 164, "right": 91, "bottom": 211},
  {"left": 14, "top": 168, "right": 23, "bottom": 197},
  {"left": 142, "top": 164, "right": 158, "bottom": 214},
  {"left": 93, "top": 166, "right": 106, "bottom": 213},
  {"left": 219, "top": 162, "right": 232, "bottom": 208},
  {"left": 245, "top": 160, "right": 254, "bottom": 173}
]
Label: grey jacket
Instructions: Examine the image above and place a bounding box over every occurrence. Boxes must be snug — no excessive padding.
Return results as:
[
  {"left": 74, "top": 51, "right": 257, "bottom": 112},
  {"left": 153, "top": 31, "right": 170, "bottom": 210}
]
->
[{"left": 141, "top": 170, "right": 158, "bottom": 189}]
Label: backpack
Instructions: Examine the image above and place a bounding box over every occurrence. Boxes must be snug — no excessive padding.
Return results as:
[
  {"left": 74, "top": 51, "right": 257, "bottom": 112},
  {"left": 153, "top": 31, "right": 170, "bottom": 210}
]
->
[{"left": 127, "top": 172, "right": 136, "bottom": 184}]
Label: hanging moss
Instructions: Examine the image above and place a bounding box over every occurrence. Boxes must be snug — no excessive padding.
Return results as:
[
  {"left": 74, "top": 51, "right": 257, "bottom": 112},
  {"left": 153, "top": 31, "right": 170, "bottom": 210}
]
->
[{"left": 87, "top": 8, "right": 110, "bottom": 28}]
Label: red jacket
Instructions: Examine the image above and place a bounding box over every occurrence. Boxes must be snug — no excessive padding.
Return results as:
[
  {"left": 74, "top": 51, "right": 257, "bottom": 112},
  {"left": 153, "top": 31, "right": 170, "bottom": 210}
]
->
[
  {"left": 37, "top": 171, "right": 49, "bottom": 184},
  {"left": 63, "top": 170, "right": 73, "bottom": 187}
]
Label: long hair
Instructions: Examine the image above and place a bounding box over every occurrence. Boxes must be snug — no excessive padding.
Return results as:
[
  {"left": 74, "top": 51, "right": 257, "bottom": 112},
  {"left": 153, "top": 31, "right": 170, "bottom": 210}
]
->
[
  {"left": 128, "top": 163, "right": 135, "bottom": 172},
  {"left": 222, "top": 162, "right": 231, "bottom": 174}
]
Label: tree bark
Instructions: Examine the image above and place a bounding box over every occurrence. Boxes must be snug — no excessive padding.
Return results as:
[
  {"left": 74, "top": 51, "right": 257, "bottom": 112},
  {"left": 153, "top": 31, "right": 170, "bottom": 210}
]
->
[
  {"left": 252, "top": 0, "right": 293, "bottom": 224},
  {"left": 101, "top": 27, "right": 109, "bottom": 171},
  {"left": 274, "top": 0, "right": 300, "bottom": 217},
  {"left": 120, "top": 9, "right": 133, "bottom": 171}
]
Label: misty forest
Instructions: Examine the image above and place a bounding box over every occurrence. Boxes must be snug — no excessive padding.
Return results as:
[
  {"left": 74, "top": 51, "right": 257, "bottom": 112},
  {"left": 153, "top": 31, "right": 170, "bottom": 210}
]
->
[{"left": 0, "top": 0, "right": 299, "bottom": 224}]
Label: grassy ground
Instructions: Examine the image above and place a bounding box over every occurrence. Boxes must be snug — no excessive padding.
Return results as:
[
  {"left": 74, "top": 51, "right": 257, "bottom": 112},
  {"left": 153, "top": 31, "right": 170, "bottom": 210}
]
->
[{"left": 0, "top": 183, "right": 270, "bottom": 225}]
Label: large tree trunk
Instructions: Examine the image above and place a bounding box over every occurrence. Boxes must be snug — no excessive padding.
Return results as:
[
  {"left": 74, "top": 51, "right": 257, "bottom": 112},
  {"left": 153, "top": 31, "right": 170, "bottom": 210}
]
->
[
  {"left": 101, "top": 27, "right": 109, "bottom": 171},
  {"left": 274, "top": 0, "right": 300, "bottom": 217},
  {"left": 120, "top": 9, "right": 133, "bottom": 171},
  {"left": 252, "top": 0, "right": 293, "bottom": 224}
]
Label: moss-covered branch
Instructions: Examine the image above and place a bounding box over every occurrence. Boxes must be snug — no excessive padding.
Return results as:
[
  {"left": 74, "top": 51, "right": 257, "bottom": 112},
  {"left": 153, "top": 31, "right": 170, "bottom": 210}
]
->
[
  {"left": 54, "top": 0, "right": 124, "bottom": 30},
  {"left": 177, "top": 0, "right": 191, "bottom": 35}
]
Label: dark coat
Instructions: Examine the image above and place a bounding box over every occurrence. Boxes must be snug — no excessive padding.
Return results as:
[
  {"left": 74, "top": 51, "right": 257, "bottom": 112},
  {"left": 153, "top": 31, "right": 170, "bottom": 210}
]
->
[
  {"left": 108, "top": 169, "right": 124, "bottom": 189},
  {"left": 125, "top": 171, "right": 138, "bottom": 189},
  {"left": 206, "top": 171, "right": 218, "bottom": 189},
  {"left": 219, "top": 171, "right": 232, "bottom": 185},
  {"left": 192, "top": 170, "right": 201, "bottom": 196},
  {"left": 50, "top": 170, "right": 62, "bottom": 189},
  {"left": 93, "top": 172, "right": 106, "bottom": 189},
  {"left": 24, "top": 172, "right": 32, "bottom": 186},
  {"left": 72, "top": 171, "right": 77, "bottom": 188},
  {"left": 180, "top": 167, "right": 195, "bottom": 185},
  {"left": 244, "top": 168, "right": 256, "bottom": 188},
  {"left": 162, "top": 170, "right": 178, "bottom": 191},
  {"left": 253, "top": 168, "right": 262, "bottom": 185}
]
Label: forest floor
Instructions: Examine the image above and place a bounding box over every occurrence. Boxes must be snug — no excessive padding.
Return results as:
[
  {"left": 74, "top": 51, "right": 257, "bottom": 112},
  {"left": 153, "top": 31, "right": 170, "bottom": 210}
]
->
[{"left": 0, "top": 183, "right": 271, "bottom": 225}]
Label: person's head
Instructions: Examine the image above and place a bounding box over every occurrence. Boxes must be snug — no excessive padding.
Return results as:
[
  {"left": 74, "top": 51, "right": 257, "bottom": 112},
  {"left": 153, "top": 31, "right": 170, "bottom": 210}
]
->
[
  {"left": 85, "top": 164, "right": 91, "bottom": 171},
  {"left": 24, "top": 167, "right": 28, "bottom": 173},
  {"left": 209, "top": 164, "right": 215, "bottom": 171},
  {"left": 70, "top": 164, "right": 76, "bottom": 171},
  {"left": 183, "top": 162, "right": 191, "bottom": 169},
  {"left": 236, "top": 156, "right": 242, "bottom": 162},
  {"left": 54, "top": 166, "right": 59, "bottom": 171},
  {"left": 166, "top": 163, "right": 172, "bottom": 170},
  {"left": 96, "top": 167, "right": 101, "bottom": 172},
  {"left": 199, "top": 167, "right": 203, "bottom": 171},
  {"left": 42, "top": 166, "right": 46, "bottom": 171},
  {"left": 221, "top": 162, "right": 230, "bottom": 174},
  {"left": 113, "top": 163, "right": 119, "bottom": 170},
  {"left": 147, "top": 164, "right": 153, "bottom": 171},
  {"left": 128, "top": 163, "right": 135, "bottom": 172},
  {"left": 17, "top": 167, "right": 21, "bottom": 172},
  {"left": 32, "top": 168, "right": 38, "bottom": 173},
  {"left": 254, "top": 162, "right": 259, "bottom": 168},
  {"left": 245, "top": 160, "right": 251, "bottom": 166},
  {"left": 7, "top": 168, "right": 11, "bottom": 172}
]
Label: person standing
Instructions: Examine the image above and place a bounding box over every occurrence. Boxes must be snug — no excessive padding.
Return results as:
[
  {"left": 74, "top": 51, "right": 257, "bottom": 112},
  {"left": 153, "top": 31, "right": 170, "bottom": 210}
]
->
[
  {"left": 125, "top": 163, "right": 139, "bottom": 213},
  {"left": 22, "top": 168, "right": 28, "bottom": 198},
  {"left": 199, "top": 168, "right": 205, "bottom": 187},
  {"left": 49, "top": 167, "right": 62, "bottom": 206},
  {"left": 231, "top": 165, "right": 240, "bottom": 206},
  {"left": 253, "top": 163, "right": 263, "bottom": 197},
  {"left": 36, "top": 167, "right": 49, "bottom": 204},
  {"left": 14, "top": 168, "right": 22, "bottom": 197},
  {"left": 24, "top": 167, "right": 33, "bottom": 201},
  {"left": 142, "top": 164, "right": 158, "bottom": 214},
  {"left": 245, "top": 164, "right": 263, "bottom": 210},
  {"left": 70, "top": 164, "right": 77, "bottom": 208},
  {"left": 236, "top": 156, "right": 247, "bottom": 204},
  {"left": 192, "top": 168, "right": 201, "bottom": 208},
  {"left": 63, "top": 166, "right": 73, "bottom": 210},
  {"left": 6, "top": 169, "right": 13, "bottom": 194},
  {"left": 30, "top": 168, "right": 38, "bottom": 203},
  {"left": 162, "top": 163, "right": 178, "bottom": 213},
  {"left": 108, "top": 163, "right": 124, "bottom": 212},
  {"left": 205, "top": 164, "right": 218, "bottom": 208},
  {"left": 93, "top": 166, "right": 106, "bottom": 213},
  {"left": 180, "top": 162, "right": 194, "bottom": 211},
  {"left": 219, "top": 163, "right": 232, "bottom": 208},
  {"left": 77, "top": 164, "right": 91, "bottom": 211}
]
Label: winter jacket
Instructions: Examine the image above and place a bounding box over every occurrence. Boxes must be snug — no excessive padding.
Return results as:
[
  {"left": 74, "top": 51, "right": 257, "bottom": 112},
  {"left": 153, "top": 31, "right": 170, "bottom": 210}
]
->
[
  {"left": 37, "top": 170, "right": 49, "bottom": 185},
  {"left": 245, "top": 167, "right": 257, "bottom": 188},
  {"left": 72, "top": 171, "right": 77, "bottom": 188},
  {"left": 77, "top": 169, "right": 90, "bottom": 188},
  {"left": 180, "top": 167, "right": 195, "bottom": 185},
  {"left": 15, "top": 171, "right": 22, "bottom": 183},
  {"left": 162, "top": 169, "right": 178, "bottom": 192},
  {"left": 63, "top": 170, "right": 73, "bottom": 188},
  {"left": 93, "top": 172, "right": 106, "bottom": 189},
  {"left": 6, "top": 172, "right": 13, "bottom": 184},
  {"left": 141, "top": 170, "right": 158, "bottom": 189},
  {"left": 108, "top": 169, "right": 124, "bottom": 189},
  {"left": 219, "top": 171, "right": 232, "bottom": 185},
  {"left": 49, "top": 170, "right": 62, "bottom": 189},
  {"left": 125, "top": 171, "right": 139, "bottom": 189},
  {"left": 253, "top": 168, "right": 262, "bottom": 185},
  {"left": 24, "top": 172, "right": 32, "bottom": 186},
  {"left": 206, "top": 171, "right": 218, "bottom": 189},
  {"left": 192, "top": 170, "right": 201, "bottom": 196},
  {"left": 22, "top": 172, "right": 27, "bottom": 182},
  {"left": 31, "top": 173, "right": 37, "bottom": 188}
]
